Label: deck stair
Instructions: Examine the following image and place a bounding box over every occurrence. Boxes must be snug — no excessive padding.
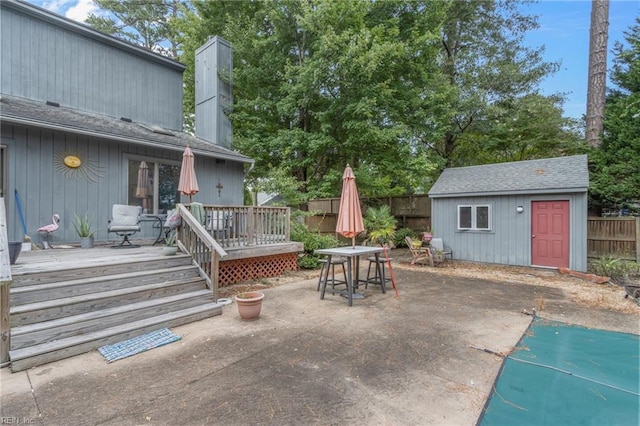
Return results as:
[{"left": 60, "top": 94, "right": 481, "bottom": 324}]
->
[{"left": 8, "top": 253, "right": 221, "bottom": 372}]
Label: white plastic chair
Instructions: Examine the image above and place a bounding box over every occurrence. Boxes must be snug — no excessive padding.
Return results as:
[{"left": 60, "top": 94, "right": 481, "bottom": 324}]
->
[{"left": 430, "top": 238, "right": 452, "bottom": 261}]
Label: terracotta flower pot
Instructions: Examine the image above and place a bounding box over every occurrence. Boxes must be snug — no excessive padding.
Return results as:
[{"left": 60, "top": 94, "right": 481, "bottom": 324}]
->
[{"left": 235, "top": 291, "right": 265, "bottom": 321}]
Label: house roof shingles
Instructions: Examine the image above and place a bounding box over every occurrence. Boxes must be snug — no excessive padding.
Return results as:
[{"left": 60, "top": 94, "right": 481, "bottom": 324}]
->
[
  {"left": 428, "top": 155, "right": 589, "bottom": 198},
  {"left": 0, "top": 95, "right": 253, "bottom": 164}
]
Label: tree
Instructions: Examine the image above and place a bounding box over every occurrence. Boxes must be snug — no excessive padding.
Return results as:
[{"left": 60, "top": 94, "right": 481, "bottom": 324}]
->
[
  {"left": 589, "top": 17, "right": 640, "bottom": 212},
  {"left": 186, "top": 0, "right": 446, "bottom": 201},
  {"left": 585, "top": 0, "right": 610, "bottom": 147},
  {"left": 163, "top": 0, "right": 577, "bottom": 205},
  {"left": 85, "top": 0, "right": 187, "bottom": 59},
  {"left": 454, "top": 93, "right": 584, "bottom": 165},
  {"left": 424, "top": 0, "right": 563, "bottom": 169}
]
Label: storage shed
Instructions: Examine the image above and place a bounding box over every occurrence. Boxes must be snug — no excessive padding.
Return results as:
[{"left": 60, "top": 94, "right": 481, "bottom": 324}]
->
[{"left": 428, "top": 155, "right": 589, "bottom": 272}]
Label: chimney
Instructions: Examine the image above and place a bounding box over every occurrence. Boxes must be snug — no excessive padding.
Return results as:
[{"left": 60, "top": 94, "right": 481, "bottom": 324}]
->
[{"left": 195, "top": 36, "right": 233, "bottom": 148}]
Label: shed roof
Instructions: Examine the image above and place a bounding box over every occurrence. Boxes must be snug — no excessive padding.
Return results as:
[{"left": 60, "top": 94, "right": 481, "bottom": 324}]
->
[
  {"left": 0, "top": 95, "right": 253, "bottom": 164},
  {"left": 428, "top": 155, "right": 589, "bottom": 198}
]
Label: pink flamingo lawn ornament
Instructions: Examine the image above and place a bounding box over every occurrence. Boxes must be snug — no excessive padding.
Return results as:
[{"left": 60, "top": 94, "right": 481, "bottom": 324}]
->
[{"left": 37, "top": 214, "right": 60, "bottom": 249}]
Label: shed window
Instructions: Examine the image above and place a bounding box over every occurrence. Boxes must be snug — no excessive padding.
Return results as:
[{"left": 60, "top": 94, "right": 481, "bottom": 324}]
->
[
  {"left": 457, "top": 205, "right": 491, "bottom": 230},
  {"left": 127, "top": 159, "right": 180, "bottom": 214}
]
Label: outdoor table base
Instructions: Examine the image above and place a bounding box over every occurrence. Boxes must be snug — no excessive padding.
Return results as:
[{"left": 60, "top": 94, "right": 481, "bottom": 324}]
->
[
  {"left": 142, "top": 214, "right": 167, "bottom": 245},
  {"left": 315, "top": 246, "right": 385, "bottom": 306}
]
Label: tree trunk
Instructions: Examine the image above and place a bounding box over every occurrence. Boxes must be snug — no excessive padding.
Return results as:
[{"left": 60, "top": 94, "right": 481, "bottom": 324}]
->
[{"left": 586, "top": 0, "right": 609, "bottom": 147}]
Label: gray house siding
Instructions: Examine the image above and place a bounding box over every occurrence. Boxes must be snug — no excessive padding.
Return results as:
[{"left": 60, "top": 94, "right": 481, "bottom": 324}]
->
[
  {"left": 431, "top": 192, "right": 588, "bottom": 271},
  {"left": 1, "top": 122, "right": 246, "bottom": 245},
  {"left": 0, "top": 0, "right": 253, "bottom": 247},
  {"left": 1, "top": 2, "right": 184, "bottom": 130}
]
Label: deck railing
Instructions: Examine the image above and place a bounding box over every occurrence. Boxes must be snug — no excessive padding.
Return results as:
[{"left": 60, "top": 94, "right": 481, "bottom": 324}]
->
[
  {"left": 175, "top": 204, "right": 227, "bottom": 301},
  {"left": 162, "top": 204, "right": 292, "bottom": 300},
  {"left": 190, "top": 204, "right": 291, "bottom": 248}
]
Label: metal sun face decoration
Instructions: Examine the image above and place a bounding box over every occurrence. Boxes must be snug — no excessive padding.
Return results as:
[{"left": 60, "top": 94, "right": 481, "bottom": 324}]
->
[{"left": 54, "top": 150, "right": 103, "bottom": 183}]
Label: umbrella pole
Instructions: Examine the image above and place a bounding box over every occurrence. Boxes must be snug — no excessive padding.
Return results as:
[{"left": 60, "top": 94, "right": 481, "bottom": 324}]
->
[{"left": 382, "top": 244, "right": 399, "bottom": 297}]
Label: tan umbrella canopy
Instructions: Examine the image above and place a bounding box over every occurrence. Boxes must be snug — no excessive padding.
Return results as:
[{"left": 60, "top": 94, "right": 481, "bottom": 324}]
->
[
  {"left": 178, "top": 145, "right": 199, "bottom": 203},
  {"left": 336, "top": 164, "right": 364, "bottom": 248},
  {"left": 135, "top": 161, "right": 152, "bottom": 211}
]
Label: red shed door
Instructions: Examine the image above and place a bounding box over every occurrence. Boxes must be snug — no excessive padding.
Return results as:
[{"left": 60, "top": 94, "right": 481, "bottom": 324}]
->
[{"left": 531, "top": 201, "right": 569, "bottom": 268}]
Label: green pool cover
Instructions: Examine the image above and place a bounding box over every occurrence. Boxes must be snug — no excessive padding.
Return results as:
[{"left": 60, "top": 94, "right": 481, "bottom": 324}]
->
[{"left": 479, "top": 318, "right": 639, "bottom": 425}]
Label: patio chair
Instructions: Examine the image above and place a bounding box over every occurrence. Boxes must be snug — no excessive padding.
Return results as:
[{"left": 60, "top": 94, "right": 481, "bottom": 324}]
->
[
  {"left": 207, "top": 210, "right": 232, "bottom": 240},
  {"left": 108, "top": 204, "right": 142, "bottom": 248},
  {"left": 405, "top": 236, "right": 433, "bottom": 266},
  {"left": 430, "top": 238, "right": 453, "bottom": 261}
]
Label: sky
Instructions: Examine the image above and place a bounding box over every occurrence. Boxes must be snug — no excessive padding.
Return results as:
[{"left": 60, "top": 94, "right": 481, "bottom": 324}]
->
[{"left": 27, "top": 0, "right": 640, "bottom": 119}]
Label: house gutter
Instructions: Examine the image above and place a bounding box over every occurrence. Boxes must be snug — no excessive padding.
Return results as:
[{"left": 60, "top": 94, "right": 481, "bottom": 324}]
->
[{"left": 2, "top": 116, "right": 253, "bottom": 164}]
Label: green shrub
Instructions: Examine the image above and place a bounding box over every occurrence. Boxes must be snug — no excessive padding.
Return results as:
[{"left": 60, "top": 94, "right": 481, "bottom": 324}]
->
[
  {"left": 290, "top": 217, "right": 339, "bottom": 269},
  {"left": 589, "top": 255, "right": 640, "bottom": 284},
  {"left": 363, "top": 205, "right": 397, "bottom": 245},
  {"left": 393, "top": 228, "right": 416, "bottom": 248}
]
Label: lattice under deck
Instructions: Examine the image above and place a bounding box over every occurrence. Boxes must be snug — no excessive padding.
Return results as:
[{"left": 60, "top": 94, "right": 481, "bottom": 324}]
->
[{"left": 218, "top": 253, "right": 298, "bottom": 286}]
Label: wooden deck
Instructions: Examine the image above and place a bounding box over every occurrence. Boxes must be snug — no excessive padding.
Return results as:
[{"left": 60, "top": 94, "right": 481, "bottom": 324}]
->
[
  {"left": 4, "top": 239, "right": 302, "bottom": 371},
  {"left": 12, "top": 240, "right": 303, "bottom": 280},
  {"left": 7, "top": 244, "right": 220, "bottom": 371},
  {"left": 11, "top": 244, "right": 169, "bottom": 275}
]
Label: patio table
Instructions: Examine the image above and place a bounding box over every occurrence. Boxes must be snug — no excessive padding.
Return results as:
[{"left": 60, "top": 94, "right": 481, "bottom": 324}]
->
[
  {"left": 141, "top": 214, "right": 167, "bottom": 245},
  {"left": 315, "top": 246, "right": 384, "bottom": 306}
]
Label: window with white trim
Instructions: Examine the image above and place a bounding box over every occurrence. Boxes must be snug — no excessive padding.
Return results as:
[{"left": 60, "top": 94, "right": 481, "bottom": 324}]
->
[
  {"left": 457, "top": 204, "right": 491, "bottom": 230},
  {"left": 127, "top": 158, "right": 181, "bottom": 214}
]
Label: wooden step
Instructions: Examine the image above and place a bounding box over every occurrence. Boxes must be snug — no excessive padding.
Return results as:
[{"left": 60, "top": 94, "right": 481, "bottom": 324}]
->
[
  {"left": 11, "top": 254, "right": 193, "bottom": 287},
  {"left": 10, "top": 265, "right": 201, "bottom": 305},
  {"left": 10, "top": 289, "right": 214, "bottom": 350},
  {"left": 9, "top": 303, "right": 223, "bottom": 372},
  {"left": 10, "top": 277, "right": 207, "bottom": 326}
]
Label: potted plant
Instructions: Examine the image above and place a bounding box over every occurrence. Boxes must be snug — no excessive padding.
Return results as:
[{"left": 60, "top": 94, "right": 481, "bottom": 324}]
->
[
  {"left": 235, "top": 291, "right": 265, "bottom": 321},
  {"left": 432, "top": 249, "right": 445, "bottom": 263},
  {"left": 363, "top": 205, "right": 397, "bottom": 247},
  {"left": 73, "top": 213, "right": 98, "bottom": 249},
  {"left": 162, "top": 231, "right": 179, "bottom": 256}
]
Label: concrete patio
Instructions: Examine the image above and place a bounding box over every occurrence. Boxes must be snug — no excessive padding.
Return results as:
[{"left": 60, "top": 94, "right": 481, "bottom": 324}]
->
[{"left": 1, "top": 265, "right": 638, "bottom": 425}]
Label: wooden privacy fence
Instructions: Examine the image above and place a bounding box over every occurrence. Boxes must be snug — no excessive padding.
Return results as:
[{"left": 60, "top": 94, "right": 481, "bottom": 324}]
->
[
  {"left": 306, "top": 195, "right": 432, "bottom": 235},
  {"left": 587, "top": 217, "right": 640, "bottom": 261}
]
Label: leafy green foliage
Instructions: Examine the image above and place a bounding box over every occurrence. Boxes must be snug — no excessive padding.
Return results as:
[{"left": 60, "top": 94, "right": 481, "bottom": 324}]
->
[
  {"left": 89, "top": 0, "right": 585, "bottom": 204},
  {"left": 589, "top": 18, "right": 640, "bottom": 212},
  {"left": 589, "top": 255, "right": 640, "bottom": 284},
  {"left": 85, "top": 0, "right": 186, "bottom": 58},
  {"left": 290, "top": 212, "right": 340, "bottom": 269},
  {"left": 392, "top": 228, "right": 416, "bottom": 248},
  {"left": 164, "top": 231, "right": 177, "bottom": 247},
  {"left": 72, "top": 213, "right": 97, "bottom": 238},
  {"left": 363, "top": 205, "right": 397, "bottom": 245}
]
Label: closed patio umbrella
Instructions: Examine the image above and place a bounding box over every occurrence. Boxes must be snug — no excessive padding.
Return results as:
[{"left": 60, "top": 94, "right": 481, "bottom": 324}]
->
[
  {"left": 178, "top": 145, "right": 199, "bottom": 203},
  {"left": 336, "top": 164, "right": 364, "bottom": 248},
  {"left": 135, "top": 161, "right": 152, "bottom": 211}
]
